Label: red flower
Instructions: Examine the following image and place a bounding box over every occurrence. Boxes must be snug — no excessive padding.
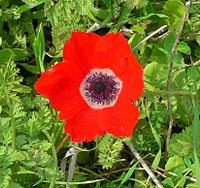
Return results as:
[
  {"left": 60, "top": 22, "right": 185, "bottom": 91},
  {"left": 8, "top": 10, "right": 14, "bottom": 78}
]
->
[{"left": 35, "top": 32, "right": 144, "bottom": 142}]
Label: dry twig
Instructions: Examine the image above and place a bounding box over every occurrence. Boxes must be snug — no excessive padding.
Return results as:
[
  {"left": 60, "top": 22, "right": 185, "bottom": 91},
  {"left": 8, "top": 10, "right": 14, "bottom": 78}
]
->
[
  {"left": 66, "top": 148, "right": 78, "bottom": 188},
  {"left": 132, "top": 25, "right": 167, "bottom": 51},
  {"left": 165, "top": 1, "right": 191, "bottom": 152},
  {"left": 157, "top": 167, "right": 197, "bottom": 182},
  {"left": 126, "top": 141, "right": 164, "bottom": 188},
  {"left": 61, "top": 147, "right": 79, "bottom": 188},
  {"left": 152, "top": 30, "right": 176, "bottom": 41},
  {"left": 191, "top": 1, "right": 200, "bottom": 4},
  {"left": 175, "top": 59, "right": 200, "bottom": 71},
  {"left": 87, "top": 23, "right": 101, "bottom": 32}
]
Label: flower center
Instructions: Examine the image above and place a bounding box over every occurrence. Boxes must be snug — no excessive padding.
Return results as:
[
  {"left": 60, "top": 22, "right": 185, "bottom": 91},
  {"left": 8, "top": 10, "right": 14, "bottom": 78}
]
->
[
  {"left": 80, "top": 69, "right": 122, "bottom": 109},
  {"left": 94, "top": 82, "right": 107, "bottom": 94}
]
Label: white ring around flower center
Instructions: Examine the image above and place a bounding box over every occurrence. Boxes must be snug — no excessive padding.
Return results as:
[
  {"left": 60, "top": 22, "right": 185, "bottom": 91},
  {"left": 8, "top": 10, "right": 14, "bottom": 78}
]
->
[{"left": 79, "top": 68, "right": 122, "bottom": 109}]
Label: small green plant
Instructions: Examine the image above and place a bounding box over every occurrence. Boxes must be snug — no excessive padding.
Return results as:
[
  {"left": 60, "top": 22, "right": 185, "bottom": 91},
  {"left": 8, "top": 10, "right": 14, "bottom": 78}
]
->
[{"left": 98, "top": 135, "right": 124, "bottom": 169}]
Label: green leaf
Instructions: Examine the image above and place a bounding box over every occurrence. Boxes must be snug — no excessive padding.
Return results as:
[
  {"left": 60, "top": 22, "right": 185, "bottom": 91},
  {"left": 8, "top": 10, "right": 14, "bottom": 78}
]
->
[
  {"left": 12, "top": 48, "right": 30, "bottom": 61},
  {"left": 192, "top": 149, "right": 200, "bottom": 187},
  {"left": 41, "top": 141, "right": 52, "bottom": 151},
  {"left": 16, "top": 135, "right": 27, "bottom": 148},
  {"left": 163, "top": 0, "right": 186, "bottom": 30},
  {"left": 151, "top": 44, "right": 170, "bottom": 65},
  {"left": 149, "top": 120, "right": 161, "bottom": 148},
  {"left": 119, "top": 162, "right": 138, "bottom": 187},
  {"left": 134, "top": 13, "right": 168, "bottom": 22},
  {"left": 10, "top": 152, "right": 26, "bottom": 162},
  {"left": 174, "top": 173, "right": 187, "bottom": 187},
  {"left": 34, "top": 23, "right": 45, "bottom": 73},
  {"left": 23, "top": 161, "right": 37, "bottom": 167},
  {"left": 18, "top": 0, "right": 46, "bottom": 13},
  {"left": 131, "top": 25, "right": 145, "bottom": 33},
  {"left": 19, "top": 63, "right": 40, "bottom": 74},
  {"left": 0, "top": 49, "right": 14, "bottom": 64},
  {"left": 144, "top": 62, "right": 160, "bottom": 83},
  {"left": 130, "top": 33, "right": 146, "bottom": 53},
  {"left": 144, "top": 61, "right": 169, "bottom": 89},
  {"left": 187, "top": 183, "right": 199, "bottom": 188},
  {"left": 103, "top": 0, "right": 111, "bottom": 8},
  {"left": 12, "top": 85, "right": 32, "bottom": 93},
  {"left": 165, "top": 155, "right": 186, "bottom": 171},
  {"left": 184, "top": 157, "right": 192, "bottom": 168},
  {"left": 187, "top": 68, "right": 200, "bottom": 81},
  {"left": 164, "top": 34, "right": 184, "bottom": 65},
  {"left": 8, "top": 181, "right": 22, "bottom": 188},
  {"left": 163, "top": 177, "right": 175, "bottom": 188},
  {"left": 17, "top": 167, "right": 37, "bottom": 175},
  {"left": 152, "top": 149, "right": 161, "bottom": 170},
  {"left": 178, "top": 41, "right": 191, "bottom": 55},
  {"left": 91, "top": 8, "right": 109, "bottom": 19}
]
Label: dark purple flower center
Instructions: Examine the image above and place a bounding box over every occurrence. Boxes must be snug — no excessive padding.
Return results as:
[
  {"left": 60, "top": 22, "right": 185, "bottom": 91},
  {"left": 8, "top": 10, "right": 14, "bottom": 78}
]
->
[
  {"left": 94, "top": 81, "right": 107, "bottom": 94},
  {"left": 80, "top": 69, "right": 122, "bottom": 109}
]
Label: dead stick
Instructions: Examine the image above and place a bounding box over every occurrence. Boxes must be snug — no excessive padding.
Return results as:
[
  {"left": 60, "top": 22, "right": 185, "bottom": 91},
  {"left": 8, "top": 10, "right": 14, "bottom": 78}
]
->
[
  {"left": 132, "top": 25, "right": 167, "bottom": 51},
  {"left": 175, "top": 59, "right": 200, "bottom": 71},
  {"left": 66, "top": 148, "right": 79, "bottom": 188},
  {"left": 165, "top": 1, "right": 191, "bottom": 152},
  {"left": 126, "top": 141, "right": 164, "bottom": 188}
]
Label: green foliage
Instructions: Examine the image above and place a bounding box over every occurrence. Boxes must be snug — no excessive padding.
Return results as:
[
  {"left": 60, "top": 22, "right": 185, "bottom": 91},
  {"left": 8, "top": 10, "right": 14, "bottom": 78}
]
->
[
  {"left": 125, "top": 0, "right": 148, "bottom": 9},
  {"left": 168, "top": 126, "right": 200, "bottom": 158},
  {"left": 45, "top": 0, "right": 93, "bottom": 51},
  {"left": 163, "top": 0, "right": 186, "bottom": 30},
  {"left": 98, "top": 135, "right": 124, "bottom": 169},
  {"left": 0, "top": 0, "right": 36, "bottom": 49},
  {"left": 165, "top": 155, "right": 186, "bottom": 171},
  {"left": 1, "top": 0, "right": 200, "bottom": 187},
  {"left": 119, "top": 161, "right": 138, "bottom": 187},
  {"left": 0, "top": 48, "right": 62, "bottom": 187},
  {"left": 0, "top": 49, "right": 30, "bottom": 104}
]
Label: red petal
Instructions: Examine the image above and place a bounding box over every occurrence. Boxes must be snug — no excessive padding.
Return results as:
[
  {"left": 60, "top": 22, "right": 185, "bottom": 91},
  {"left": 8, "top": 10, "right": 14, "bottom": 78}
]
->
[
  {"left": 63, "top": 31, "right": 101, "bottom": 73},
  {"left": 99, "top": 96, "right": 140, "bottom": 137},
  {"left": 34, "top": 62, "right": 86, "bottom": 120},
  {"left": 118, "top": 55, "right": 144, "bottom": 102},
  {"left": 93, "top": 33, "right": 132, "bottom": 74},
  {"left": 63, "top": 32, "right": 132, "bottom": 75},
  {"left": 65, "top": 108, "right": 106, "bottom": 142},
  {"left": 65, "top": 94, "right": 140, "bottom": 142},
  {"left": 102, "top": 32, "right": 132, "bottom": 58}
]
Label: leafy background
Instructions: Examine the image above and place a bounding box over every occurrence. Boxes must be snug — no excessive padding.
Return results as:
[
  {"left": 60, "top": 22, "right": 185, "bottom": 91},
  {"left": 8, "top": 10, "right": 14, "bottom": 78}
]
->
[{"left": 0, "top": 0, "right": 200, "bottom": 187}]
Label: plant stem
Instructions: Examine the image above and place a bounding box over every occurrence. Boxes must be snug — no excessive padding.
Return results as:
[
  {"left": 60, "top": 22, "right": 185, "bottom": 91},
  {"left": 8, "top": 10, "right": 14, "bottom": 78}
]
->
[
  {"left": 43, "top": 130, "right": 58, "bottom": 188},
  {"left": 126, "top": 141, "right": 164, "bottom": 188},
  {"left": 165, "top": 0, "right": 191, "bottom": 152},
  {"left": 56, "top": 135, "right": 69, "bottom": 153},
  {"left": 10, "top": 103, "right": 15, "bottom": 151},
  {"left": 11, "top": 119, "right": 16, "bottom": 151}
]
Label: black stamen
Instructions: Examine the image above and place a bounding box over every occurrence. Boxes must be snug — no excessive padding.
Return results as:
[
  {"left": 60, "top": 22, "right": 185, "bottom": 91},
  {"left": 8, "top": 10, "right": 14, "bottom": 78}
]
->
[{"left": 94, "top": 82, "right": 106, "bottom": 94}]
